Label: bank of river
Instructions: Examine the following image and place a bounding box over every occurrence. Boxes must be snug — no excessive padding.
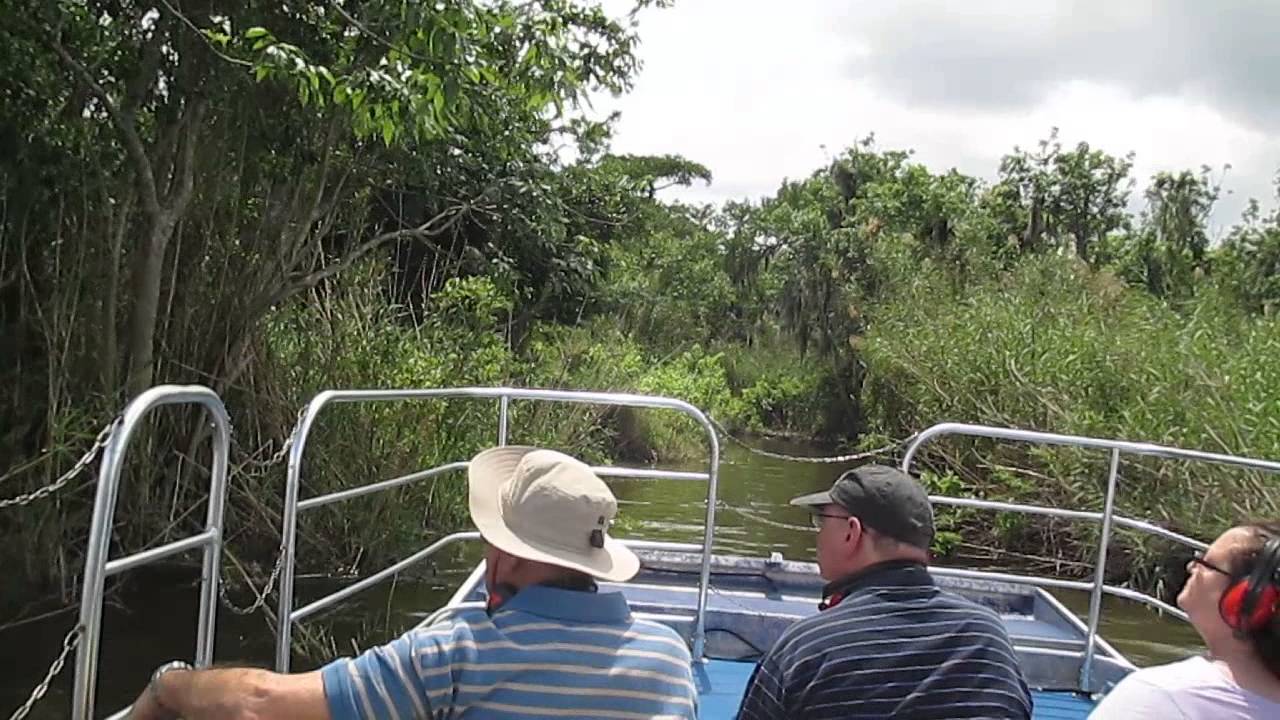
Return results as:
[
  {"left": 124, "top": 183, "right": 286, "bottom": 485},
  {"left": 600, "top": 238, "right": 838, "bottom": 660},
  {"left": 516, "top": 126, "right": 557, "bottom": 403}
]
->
[{"left": 2, "top": 439, "right": 1203, "bottom": 718}]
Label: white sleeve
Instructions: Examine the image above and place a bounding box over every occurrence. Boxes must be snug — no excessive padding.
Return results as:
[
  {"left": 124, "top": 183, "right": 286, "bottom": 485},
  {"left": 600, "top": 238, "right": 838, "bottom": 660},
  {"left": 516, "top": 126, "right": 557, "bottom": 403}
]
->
[{"left": 1089, "top": 673, "right": 1188, "bottom": 720}]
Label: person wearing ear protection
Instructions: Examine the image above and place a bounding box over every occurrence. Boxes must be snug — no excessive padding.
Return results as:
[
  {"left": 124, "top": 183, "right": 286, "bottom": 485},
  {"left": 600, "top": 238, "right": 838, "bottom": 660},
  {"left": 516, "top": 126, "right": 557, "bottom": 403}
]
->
[
  {"left": 738, "top": 465, "right": 1032, "bottom": 719},
  {"left": 1090, "top": 521, "right": 1280, "bottom": 719},
  {"left": 125, "top": 447, "right": 696, "bottom": 720}
]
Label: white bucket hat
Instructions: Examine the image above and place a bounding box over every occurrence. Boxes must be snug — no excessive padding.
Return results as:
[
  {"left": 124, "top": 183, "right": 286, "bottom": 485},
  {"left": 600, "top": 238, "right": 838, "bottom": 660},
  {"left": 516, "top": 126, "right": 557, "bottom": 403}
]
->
[{"left": 468, "top": 446, "right": 640, "bottom": 583}]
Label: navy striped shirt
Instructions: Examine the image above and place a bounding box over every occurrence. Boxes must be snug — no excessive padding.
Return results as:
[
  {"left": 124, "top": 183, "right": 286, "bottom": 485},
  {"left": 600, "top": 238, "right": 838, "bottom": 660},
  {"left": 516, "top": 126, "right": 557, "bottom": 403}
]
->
[
  {"left": 738, "top": 561, "right": 1032, "bottom": 719},
  {"left": 321, "top": 585, "right": 696, "bottom": 719}
]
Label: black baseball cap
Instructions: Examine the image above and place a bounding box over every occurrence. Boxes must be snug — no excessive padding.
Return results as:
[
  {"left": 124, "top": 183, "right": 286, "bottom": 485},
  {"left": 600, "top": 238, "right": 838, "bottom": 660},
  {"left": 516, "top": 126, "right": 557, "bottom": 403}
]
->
[{"left": 790, "top": 464, "right": 935, "bottom": 550}]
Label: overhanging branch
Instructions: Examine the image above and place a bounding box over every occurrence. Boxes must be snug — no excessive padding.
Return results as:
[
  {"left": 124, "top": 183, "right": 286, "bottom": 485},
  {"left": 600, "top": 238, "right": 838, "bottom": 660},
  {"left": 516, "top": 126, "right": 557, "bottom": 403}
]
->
[{"left": 48, "top": 32, "right": 162, "bottom": 217}]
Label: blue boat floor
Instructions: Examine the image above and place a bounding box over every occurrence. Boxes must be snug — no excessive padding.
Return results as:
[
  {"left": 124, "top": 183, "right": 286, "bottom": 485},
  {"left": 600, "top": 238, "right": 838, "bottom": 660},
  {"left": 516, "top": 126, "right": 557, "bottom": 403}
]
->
[{"left": 697, "top": 659, "right": 1095, "bottom": 719}]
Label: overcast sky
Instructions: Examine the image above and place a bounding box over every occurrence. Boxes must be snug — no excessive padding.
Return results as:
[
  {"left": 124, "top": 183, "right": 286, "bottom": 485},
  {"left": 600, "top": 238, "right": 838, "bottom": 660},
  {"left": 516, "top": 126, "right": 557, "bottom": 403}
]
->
[{"left": 591, "top": 0, "right": 1280, "bottom": 234}]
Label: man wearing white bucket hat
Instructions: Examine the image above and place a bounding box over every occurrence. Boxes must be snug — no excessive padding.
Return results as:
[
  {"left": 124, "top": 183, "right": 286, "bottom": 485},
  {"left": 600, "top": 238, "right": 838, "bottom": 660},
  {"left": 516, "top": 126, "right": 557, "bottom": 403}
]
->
[{"left": 126, "top": 447, "right": 697, "bottom": 720}]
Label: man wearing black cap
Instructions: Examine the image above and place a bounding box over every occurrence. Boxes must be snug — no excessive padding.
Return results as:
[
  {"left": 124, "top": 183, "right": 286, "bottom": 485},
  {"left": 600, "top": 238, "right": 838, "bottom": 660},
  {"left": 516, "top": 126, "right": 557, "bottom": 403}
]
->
[{"left": 737, "top": 465, "right": 1032, "bottom": 719}]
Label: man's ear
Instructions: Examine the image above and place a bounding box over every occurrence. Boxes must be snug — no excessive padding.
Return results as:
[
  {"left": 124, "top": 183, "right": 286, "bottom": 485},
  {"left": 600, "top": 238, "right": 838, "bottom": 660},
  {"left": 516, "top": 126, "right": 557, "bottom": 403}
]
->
[{"left": 844, "top": 516, "right": 863, "bottom": 549}]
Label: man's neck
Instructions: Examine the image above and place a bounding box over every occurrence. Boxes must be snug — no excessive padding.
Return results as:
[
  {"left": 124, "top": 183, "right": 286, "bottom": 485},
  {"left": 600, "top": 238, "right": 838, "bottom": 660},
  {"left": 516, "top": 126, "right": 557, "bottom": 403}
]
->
[
  {"left": 820, "top": 558, "right": 929, "bottom": 609},
  {"left": 825, "top": 556, "right": 926, "bottom": 588},
  {"left": 508, "top": 570, "right": 597, "bottom": 593}
]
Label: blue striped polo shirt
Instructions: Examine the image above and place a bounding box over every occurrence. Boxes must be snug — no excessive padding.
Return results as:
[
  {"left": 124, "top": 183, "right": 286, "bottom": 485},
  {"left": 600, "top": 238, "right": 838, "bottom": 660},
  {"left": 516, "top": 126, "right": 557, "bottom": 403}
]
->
[
  {"left": 738, "top": 561, "right": 1032, "bottom": 719},
  {"left": 321, "top": 585, "right": 697, "bottom": 719}
]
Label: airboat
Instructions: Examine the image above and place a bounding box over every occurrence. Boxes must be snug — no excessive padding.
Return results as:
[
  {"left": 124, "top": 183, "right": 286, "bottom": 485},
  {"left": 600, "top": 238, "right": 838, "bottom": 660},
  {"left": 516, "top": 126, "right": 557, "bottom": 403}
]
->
[{"left": 52, "top": 385, "right": 1280, "bottom": 718}]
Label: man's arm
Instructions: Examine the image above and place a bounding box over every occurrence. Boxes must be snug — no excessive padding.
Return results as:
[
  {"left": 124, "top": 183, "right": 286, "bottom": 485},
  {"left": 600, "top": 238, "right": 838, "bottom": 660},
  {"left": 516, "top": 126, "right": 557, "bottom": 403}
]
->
[
  {"left": 128, "top": 618, "right": 456, "bottom": 720},
  {"left": 128, "top": 667, "right": 329, "bottom": 720}
]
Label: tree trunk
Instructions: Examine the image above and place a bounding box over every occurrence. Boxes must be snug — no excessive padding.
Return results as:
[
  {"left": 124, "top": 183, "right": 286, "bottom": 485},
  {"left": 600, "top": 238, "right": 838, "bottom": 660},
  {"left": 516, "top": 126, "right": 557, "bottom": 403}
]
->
[
  {"left": 1074, "top": 227, "right": 1090, "bottom": 265},
  {"left": 125, "top": 215, "right": 176, "bottom": 397},
  {"left": 121, "top": 99, "right": 206, "bottom": 398},
  {"left": 1023, "top": 196, "right": 1044, "bottom": 253},
  {"left": 102, "top": 189, "right": 133, "bottom": 395}
]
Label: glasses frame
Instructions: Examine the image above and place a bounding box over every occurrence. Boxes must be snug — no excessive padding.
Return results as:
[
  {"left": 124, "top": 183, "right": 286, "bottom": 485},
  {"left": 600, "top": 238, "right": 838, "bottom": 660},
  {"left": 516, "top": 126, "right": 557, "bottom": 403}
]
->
[
  {"left": 809, "top": 512, "right": 852, "bottom": 530},
  {"left": 1189, "top": 551, "right": 1232, "bottom": 577}
]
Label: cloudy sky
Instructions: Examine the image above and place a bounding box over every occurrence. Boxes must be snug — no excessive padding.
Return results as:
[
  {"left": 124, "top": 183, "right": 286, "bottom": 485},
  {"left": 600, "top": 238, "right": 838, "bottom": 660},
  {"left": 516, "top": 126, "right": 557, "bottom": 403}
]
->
[{"left": 592, "top": 0, "right": 1280, "bottom": 234}]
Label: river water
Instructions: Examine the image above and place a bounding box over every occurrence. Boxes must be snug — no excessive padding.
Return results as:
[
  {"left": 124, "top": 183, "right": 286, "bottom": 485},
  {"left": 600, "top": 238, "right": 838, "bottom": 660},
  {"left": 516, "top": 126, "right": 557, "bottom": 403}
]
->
[{"left": 3, "top": 438, "right": 1204, "bottom": 718}]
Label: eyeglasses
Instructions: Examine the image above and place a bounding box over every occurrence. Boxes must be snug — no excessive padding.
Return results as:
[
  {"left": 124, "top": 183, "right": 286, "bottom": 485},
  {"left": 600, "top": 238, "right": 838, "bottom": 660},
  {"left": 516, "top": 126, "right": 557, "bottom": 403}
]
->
[
  {"left": 810, "top": 512, "right": 851, "bottom": 530},
  {"left": 1189, "top": 551, "right": 1232, "bottom": 577}
]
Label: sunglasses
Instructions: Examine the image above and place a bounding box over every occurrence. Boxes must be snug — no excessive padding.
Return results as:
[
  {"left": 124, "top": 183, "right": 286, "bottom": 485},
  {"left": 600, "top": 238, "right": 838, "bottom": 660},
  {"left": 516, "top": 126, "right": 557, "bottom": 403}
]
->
[
  {"left": 1189, "top": 551, "right": 1232, "bottom": 577},
  {"left": 809, "top": 512, "right": 852, "bottom": 530}
]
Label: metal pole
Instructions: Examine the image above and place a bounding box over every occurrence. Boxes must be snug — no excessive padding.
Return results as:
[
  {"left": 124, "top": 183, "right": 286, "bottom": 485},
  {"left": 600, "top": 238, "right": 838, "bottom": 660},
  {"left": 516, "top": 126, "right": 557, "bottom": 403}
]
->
[
  {"left": 690, "top": 418, "right": 720, "bottom": 661},
  {"left": 275, "top": 393, "right": 326, "bottom": 672},
  {"left": 72, "top": 386, "right": 229, "bottom": 720},
  {"left": 498, "top": 394, "right": 509, "bottom": 446},
  {"left": 71, "top": 411, "right": 130, "bottom": 720},
  {"left": 1082, "top": 448, "right": 1121, "bottom": 692},
  {"left": 902, "top": 422, "right": 1280, "bottom": 477},
  {"left": 194, "top": 407, "right": 230, "bottom": 668}
]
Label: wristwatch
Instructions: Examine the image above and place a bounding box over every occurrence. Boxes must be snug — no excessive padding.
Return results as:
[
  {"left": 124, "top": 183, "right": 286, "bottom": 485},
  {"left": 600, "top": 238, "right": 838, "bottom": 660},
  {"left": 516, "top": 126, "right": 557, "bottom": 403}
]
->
[{"left": 148, "top": 659, "right": 192, "bottom": 708}]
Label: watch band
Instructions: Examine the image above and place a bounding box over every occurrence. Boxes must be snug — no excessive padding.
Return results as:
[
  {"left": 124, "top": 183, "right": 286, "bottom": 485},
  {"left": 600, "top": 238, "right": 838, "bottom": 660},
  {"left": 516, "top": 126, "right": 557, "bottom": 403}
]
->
[{"left": 149, "top": 659, "right": 193, "bottom": 707}]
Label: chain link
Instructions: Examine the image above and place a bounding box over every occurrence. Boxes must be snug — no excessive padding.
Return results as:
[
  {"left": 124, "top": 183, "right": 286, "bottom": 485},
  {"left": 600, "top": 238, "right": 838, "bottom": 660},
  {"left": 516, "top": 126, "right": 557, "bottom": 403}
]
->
[
  {"left": 219, "top": 547, "right": 288, "bottom": 616},
  {"left": 708, "top": 416, "right": 916, "bottom": 464},
  {"left": 216, "top": 407, "right": 307, "bottom": 616},
  {"left": 0, "top": 418, "right": 120, "bottom": 510},
  {"left": 228, "top": 407, "right": 306, "bottom": 475},
  {"left": 7, "top": 624, "right": 81, "bottom": 720}
]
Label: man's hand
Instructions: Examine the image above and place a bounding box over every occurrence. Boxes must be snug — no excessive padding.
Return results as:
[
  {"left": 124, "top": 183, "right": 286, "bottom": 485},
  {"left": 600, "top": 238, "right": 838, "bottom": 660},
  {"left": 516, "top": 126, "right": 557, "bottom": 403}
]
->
[{"left": 126, "top": 682, "right": 178, "bottom": 720}]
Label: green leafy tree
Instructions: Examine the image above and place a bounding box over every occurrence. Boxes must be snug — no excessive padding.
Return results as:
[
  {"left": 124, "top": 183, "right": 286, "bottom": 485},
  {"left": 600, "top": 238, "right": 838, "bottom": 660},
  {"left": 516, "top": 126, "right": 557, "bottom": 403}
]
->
[
  {"left": 1104, "top": 169, "right": 1219, "bottom": 298},
  {"left": 0, "top": 0, "right": 662, "bottom": 599},
  {"left": 997, "top": 129, "right": 1134, "bottom": 264},
  {"left": 1216, "top": 184, "right": 1280, "bottom": 315}
]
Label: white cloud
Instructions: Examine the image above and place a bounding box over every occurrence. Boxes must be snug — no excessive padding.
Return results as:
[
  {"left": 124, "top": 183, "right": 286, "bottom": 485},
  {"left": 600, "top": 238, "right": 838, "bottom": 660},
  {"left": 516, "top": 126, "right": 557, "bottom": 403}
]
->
[{"left": 591, "top": 0, "right": 1280, "bottom": 232}]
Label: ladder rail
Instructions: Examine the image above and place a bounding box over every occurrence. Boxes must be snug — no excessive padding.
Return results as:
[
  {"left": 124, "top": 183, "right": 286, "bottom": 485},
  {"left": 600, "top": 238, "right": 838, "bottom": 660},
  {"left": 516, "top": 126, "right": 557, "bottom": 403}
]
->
[{"left": 71, "top": 385, "right": 230, "bottom": 720}]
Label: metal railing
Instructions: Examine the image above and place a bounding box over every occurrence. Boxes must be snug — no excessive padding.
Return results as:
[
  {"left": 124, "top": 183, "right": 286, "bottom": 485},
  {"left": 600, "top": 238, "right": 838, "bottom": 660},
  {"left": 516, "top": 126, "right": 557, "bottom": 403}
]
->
[
  {"left": 72, "top": 385, "right": 231, "bottom": 720},
  {"left": 274, "top": 387, "right": 721, "bottom": 670},
  {"left": 901, "top": 422, "right": 1280, "bottom": 692}
]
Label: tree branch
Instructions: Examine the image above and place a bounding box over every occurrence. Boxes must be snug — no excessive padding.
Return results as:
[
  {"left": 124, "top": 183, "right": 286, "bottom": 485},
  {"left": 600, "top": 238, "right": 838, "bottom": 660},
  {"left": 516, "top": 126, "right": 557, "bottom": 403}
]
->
[
  {"left": 122, "top": 24, "right": 165, "bottom": 118},
  {"left": 157, "top": 0, "right": 254, "bottom": 68},
  {"left": 327, "top": 0, "right": 434, "bottom": 64},
  {"left": 288, "top": 204, "right": 467, "bottom": 293},
  {"left": 48, "top": 32, "right": 162, "bottom": 218},
  {"left": 285, "top": 116, "right": 344, "bottom": 268},
  {"left": 305, "top": 167, "right": 355, "bottom": 261},
  {"left": 166, "top": 98, "right": 208, "bottom": 211}
]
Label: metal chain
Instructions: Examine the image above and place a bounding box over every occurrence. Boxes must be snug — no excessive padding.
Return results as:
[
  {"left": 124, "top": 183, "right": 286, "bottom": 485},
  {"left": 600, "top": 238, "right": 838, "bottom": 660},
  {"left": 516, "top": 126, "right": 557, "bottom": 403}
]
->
[
  {"left": 228, "top": 407, "right": 307, "bottom": 475},
  {"left": 0, "top": 418, "right": 120, "bottom": 509},
  {"left": 219, "top": 548, "right": 288, "bottom": 616},
  {"left": 7, "top": 624, "right": 81, "bottom": 720},
  {"left": 708, "top": 415, "right": 916, "bottom": 464},
  {"left": 216, "top": 407, "right": 307, "bottom": 615}
]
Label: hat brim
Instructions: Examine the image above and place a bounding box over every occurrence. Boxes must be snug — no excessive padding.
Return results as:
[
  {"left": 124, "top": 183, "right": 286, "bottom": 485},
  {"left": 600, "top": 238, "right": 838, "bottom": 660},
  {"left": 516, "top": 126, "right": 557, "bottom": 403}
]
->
[
  {"left": 468, "top": 446, "right": 640, "bottom": 583},
  {"left": 789, "top": 490, "right": 836, "bottom": 508}
]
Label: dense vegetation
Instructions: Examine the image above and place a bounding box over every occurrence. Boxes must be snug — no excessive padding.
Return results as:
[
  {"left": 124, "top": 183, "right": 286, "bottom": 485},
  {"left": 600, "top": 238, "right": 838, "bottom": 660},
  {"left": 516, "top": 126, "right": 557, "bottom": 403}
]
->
[{"left": 3, "top": 0, "right": 1280, "bottom": 633}]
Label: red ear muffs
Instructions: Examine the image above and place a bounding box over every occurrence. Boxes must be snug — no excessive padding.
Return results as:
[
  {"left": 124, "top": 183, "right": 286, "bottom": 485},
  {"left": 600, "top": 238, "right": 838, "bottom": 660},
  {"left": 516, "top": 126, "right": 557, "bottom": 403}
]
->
[
  {"left": 1219, "top": 535, "right": 1280, "bottom": 633},
  {"left": 1220, "top": 581, "right": 1280, "bottom": 632}
]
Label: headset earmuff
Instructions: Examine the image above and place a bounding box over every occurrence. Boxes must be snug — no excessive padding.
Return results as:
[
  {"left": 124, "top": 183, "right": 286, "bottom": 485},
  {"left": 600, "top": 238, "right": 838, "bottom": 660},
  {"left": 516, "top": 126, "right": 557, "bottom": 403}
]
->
[{"left": 1219, "top": 536, "right": 1280, "bottom": 633}]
